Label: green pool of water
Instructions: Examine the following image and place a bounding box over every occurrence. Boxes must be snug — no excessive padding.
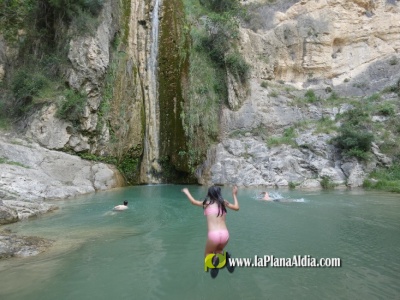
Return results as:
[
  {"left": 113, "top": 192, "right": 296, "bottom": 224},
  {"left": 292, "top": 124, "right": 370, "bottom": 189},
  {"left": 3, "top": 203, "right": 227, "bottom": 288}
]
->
[{"left": 0, "top": 186, "right": 399, "bottom": 299}]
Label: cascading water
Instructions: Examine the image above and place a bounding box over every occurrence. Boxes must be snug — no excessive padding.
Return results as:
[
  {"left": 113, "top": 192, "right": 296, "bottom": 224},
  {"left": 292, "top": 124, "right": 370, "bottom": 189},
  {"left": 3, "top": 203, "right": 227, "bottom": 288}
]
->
[{"left": 142, "top": 0, "right": 162, "bottom": 183}]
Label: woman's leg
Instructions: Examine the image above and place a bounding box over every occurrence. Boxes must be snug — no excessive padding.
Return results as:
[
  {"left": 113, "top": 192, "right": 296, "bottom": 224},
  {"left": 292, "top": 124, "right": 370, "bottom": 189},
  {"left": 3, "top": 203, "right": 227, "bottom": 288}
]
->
[{"left": 204, "top": 233, "right": 219, "bottom": 257}]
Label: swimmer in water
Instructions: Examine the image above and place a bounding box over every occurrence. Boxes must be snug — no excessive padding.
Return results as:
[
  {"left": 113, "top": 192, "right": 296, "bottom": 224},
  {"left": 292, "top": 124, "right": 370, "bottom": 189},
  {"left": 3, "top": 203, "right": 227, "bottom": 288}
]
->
[
  {"left": 259, "top": 192, "right": 283, "bottom": 202},
  {"left": 182, "top": 186, "right": 239, "bottom": 278},
  {"left": 259, "top": 192, "right": 272, "bottom": 201},
  {"left": 113, "top": 201, "right": 128, "bottom": 211}
]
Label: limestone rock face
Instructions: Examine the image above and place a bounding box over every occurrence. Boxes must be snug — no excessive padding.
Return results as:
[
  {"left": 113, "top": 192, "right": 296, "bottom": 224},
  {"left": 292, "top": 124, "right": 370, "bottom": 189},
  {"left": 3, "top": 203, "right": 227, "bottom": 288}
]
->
[
  {"left": 24, "top": 0, "right": 147, "bottom": 160},
  {"left": 240, "top": 0, "right": 400, "bottom": 85},
  {"left": 199, "top": 136, "right": 349, "bottom": 187},
  {"left": 199, "top": 80, "right": 394, "bottom": 188},
  {"left": 0, "top": 133, "right": 124, "bottom": 224},
  {"left": 25, "top": 104, "right": 72, "bottom": 150},
  {"left": 197, "top": 0, "right": 399, "bottom": 189}
]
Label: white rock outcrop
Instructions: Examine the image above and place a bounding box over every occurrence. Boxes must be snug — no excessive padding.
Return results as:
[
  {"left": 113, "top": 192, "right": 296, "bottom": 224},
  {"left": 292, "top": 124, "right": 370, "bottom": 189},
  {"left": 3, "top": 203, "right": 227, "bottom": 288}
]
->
[
  {"left": 241, "top": 0, "right": 400, "bottom": 84},
  {"left": 198, "top": 0, "right": 399, "bottom": 189},
  {"left": 0, "top": 133, "right": 124, "bottom": 224}
]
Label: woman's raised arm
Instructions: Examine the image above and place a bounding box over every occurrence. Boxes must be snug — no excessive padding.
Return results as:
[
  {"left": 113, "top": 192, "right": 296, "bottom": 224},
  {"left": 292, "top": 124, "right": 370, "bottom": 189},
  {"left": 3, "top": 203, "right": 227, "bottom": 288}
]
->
[
  {"left": 225, "top": 186, "right": 239, "bottom": 211},
  {"left": 182, "top": 188, "right": 203, "bottom": 207}
]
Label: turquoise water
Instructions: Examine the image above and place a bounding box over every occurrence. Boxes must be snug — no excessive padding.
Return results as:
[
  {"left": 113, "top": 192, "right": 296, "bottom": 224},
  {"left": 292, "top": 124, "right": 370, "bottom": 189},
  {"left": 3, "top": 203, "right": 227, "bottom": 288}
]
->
[{"left": 0, "top": 186, "right": 399, "bottom": 300}]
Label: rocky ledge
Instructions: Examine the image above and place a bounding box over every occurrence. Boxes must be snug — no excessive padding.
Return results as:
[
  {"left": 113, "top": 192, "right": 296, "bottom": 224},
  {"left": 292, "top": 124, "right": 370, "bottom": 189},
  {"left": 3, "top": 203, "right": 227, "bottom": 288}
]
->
[{"left": 0, "top": 132, "right": 125, "bottom": 226}]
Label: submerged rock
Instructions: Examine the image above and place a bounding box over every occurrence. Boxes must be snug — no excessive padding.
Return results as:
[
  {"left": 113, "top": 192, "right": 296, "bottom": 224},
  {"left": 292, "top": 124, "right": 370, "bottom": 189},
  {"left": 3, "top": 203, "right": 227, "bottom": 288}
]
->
[
  {"left": 0, "top": 229, "right": 54, "bottom": 259},
  {"left": 0, "top": 204, "right": 18, "bottom": 225}
]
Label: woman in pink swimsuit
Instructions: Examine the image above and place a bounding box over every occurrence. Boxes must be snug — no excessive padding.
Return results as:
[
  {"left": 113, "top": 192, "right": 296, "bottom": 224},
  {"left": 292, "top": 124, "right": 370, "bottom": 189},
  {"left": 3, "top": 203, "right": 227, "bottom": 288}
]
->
[{"left": 182, "top": 185, "right": 239, "bottom": 276}]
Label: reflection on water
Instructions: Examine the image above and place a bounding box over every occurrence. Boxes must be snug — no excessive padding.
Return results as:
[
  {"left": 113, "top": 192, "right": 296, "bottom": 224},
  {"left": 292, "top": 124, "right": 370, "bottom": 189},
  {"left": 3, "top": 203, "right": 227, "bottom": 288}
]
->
[{"left": 0, "top": 186, "right": 399, "bottom": 300}]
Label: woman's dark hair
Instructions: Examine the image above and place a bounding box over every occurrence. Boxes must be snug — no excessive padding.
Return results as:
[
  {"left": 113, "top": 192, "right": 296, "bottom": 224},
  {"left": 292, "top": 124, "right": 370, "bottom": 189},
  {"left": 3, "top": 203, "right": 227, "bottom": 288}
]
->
[
  {"left": 203, "top": 186, "right": 227, "bottom": 216},
  {"left": 123, "top": 201, "right": 128, "bottom": 206}
]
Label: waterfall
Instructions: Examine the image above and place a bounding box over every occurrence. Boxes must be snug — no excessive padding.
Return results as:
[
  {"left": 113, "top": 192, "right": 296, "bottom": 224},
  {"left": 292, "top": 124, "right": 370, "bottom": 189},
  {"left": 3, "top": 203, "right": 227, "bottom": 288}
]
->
[{"left": 142, "top": 0, "right": 162, "bottom": 183}]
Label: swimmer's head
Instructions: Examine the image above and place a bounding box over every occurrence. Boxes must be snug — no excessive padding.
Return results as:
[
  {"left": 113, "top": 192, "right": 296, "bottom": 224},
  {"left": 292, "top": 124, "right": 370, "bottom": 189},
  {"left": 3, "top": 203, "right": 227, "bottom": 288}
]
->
[{"left": 123, "top": 201, "right": 128, "bottom": 206}]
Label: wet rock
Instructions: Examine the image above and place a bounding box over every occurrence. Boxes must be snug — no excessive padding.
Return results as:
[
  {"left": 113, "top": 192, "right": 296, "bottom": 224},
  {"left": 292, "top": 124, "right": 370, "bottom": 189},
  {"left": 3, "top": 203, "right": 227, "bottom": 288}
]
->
[
  {"left": 0, "top": 205, "right": 18, "bottom": 225},
  {"left": 0, "top": 230, "right": 54, "bottom": 259}
]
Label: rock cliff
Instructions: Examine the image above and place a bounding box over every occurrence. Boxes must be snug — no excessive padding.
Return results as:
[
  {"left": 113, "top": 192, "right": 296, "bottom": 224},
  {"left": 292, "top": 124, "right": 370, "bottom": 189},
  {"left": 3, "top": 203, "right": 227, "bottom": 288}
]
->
[
  {"left": 8, "top": 1, "right": 150, "bottom": 184},
  {"left": 197, "top": 0, "right": 400, "bottom": 188},
  {"left": 1, "top": 0, "right": 399, "bottom": 190},
  {"left": 0, "top": 132, "right": 124, "bottom": 225}
]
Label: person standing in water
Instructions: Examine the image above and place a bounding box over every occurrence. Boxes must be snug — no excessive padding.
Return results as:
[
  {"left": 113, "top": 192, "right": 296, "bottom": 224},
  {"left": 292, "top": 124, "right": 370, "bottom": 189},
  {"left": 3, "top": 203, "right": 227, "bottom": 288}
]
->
[
  {"left": 113, "top": 200, "right": 128, "bottom": 211},
  {"left": 182, "top": 185, "right": 239, "bottom": 278}
]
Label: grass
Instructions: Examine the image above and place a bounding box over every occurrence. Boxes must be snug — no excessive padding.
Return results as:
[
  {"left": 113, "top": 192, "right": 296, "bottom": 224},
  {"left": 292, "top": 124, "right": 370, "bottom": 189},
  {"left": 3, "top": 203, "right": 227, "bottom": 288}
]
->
[
  {"left": 0, "top": 118, "right": 11, "bottom": 130},
  {"left": 267, "top": 127, "right": 297, "bottom": 147},
  {"left": 56, "top": 89, "right": 87, "bottom": 123},
  {"left": 305, "top": 89, "right": 318, "bottom": 103},
  {"left": 320, "top": 176, "right": 336, "bottom": 189},
  {"left": 315, "top": 117, "right": 337, "bottom": 134},
  {"left": 269, "top": 90, "right": 278, "bottom": 97},
  {"left": 0, "top": 157, "right": 29, "bottom": 168},
  {"left": 363, "top": 163, "right": 400, "bottom": 193}
]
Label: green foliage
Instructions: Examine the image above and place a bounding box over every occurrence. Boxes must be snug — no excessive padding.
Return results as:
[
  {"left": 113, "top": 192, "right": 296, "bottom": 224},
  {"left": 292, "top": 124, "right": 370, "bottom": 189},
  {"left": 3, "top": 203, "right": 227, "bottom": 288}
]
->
[
  {"left": 182, "top": 0, "right": 250, "bottom": 171},
  {"left": 267, "top": 127, "right": 297, "bottom": 147},
  {"left": 56, "top": 89, "right": 86, "bottom": 123},
  {"left": 320, "top": 176, "right": 335, "bottom": 189},
  {"left": 79, "top": 153, "right": 117, "bottom": 165},
  {"left": 327, "top": 91, "right": 340, "bottom": 101},
  {"left": 304, "top": 89, "right": 318, "bottom": 103},
  {"left": 333, "top": 99, "right": 375, "bottom": 162},
  {"left": 269, "top": 91, "right": 278, "bottom": 97},
  {"left": 339, "top": 107, "right": 370, "bottom": 126},
  {"left": 382, "top": 83, "right": 400, "bottom": 95},
  {"left": 117, "top": 155, "right": 139, "bottom": 184},
  {"left": 288, "top": 181, "right": 296, "bottom": 189},
  {"left": 41, "top": 0, "right": 103, "bottom": 36},
  {"left": 0, "top": 0, "right": 36, "bottom": 41},
  {"left": 47, "top": 0, "right": 103, "bottom": 15},
  {"left": 1, "top": 0, "right": 103, "bottom": 43},
  {"left": 371, "top": 163, "right": 400, "bottom": 181},
  {"left": 363, "top": 163, "right": 400, "bottom": 193},
  {"left": 0, "top": 156, "right": 29, "bottom": 168},
  {"left": 199, "top": 12, "right": 240, "bottom": 66},
  {"left": 334, "top": 124, "right": 373, "bottom": 160},
  {"left": 376, "top": 103, "right": 395, "bottom": 116},
  {"left": 345, "top": 148, "right": 370, "bottom": 161},
  {"left": 315, "top": 116, "right": 337, "bottom": 134},
  {"left": 79, "top": 152, "right": 139, "bottom": 184},
  {"left": 225, "top": 51, "right": 250, "bottom": 83},
  {"left": 366, "top": 93, "right": 381, "bottom": 102},
  {"left": 11, "top": 69, "right": 49, "bottom": 101},
  {"left": 199, "top": 0, "right": 239, "bottom": 13},
  {"left": 0, "top": 0, "right": 103, "bottom": 126},
  {"left": 0, "top": 118, "right": 10, "bottom": 130},
  {"left": 260, "top": 81, "right": 268, "bottom": 88}
]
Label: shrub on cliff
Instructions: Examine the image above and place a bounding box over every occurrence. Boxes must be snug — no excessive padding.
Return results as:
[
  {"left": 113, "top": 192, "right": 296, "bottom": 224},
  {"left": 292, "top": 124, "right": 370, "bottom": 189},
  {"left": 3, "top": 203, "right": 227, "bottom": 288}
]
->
[
  {"left": 334, "top": 124, "right": 373, "bottom": 161},
  {"left": 199, "top": 0, "right": 239, "bottom": 13},
  {"left": 225, "top": 51, "right": 250, "bottom": 83}
]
